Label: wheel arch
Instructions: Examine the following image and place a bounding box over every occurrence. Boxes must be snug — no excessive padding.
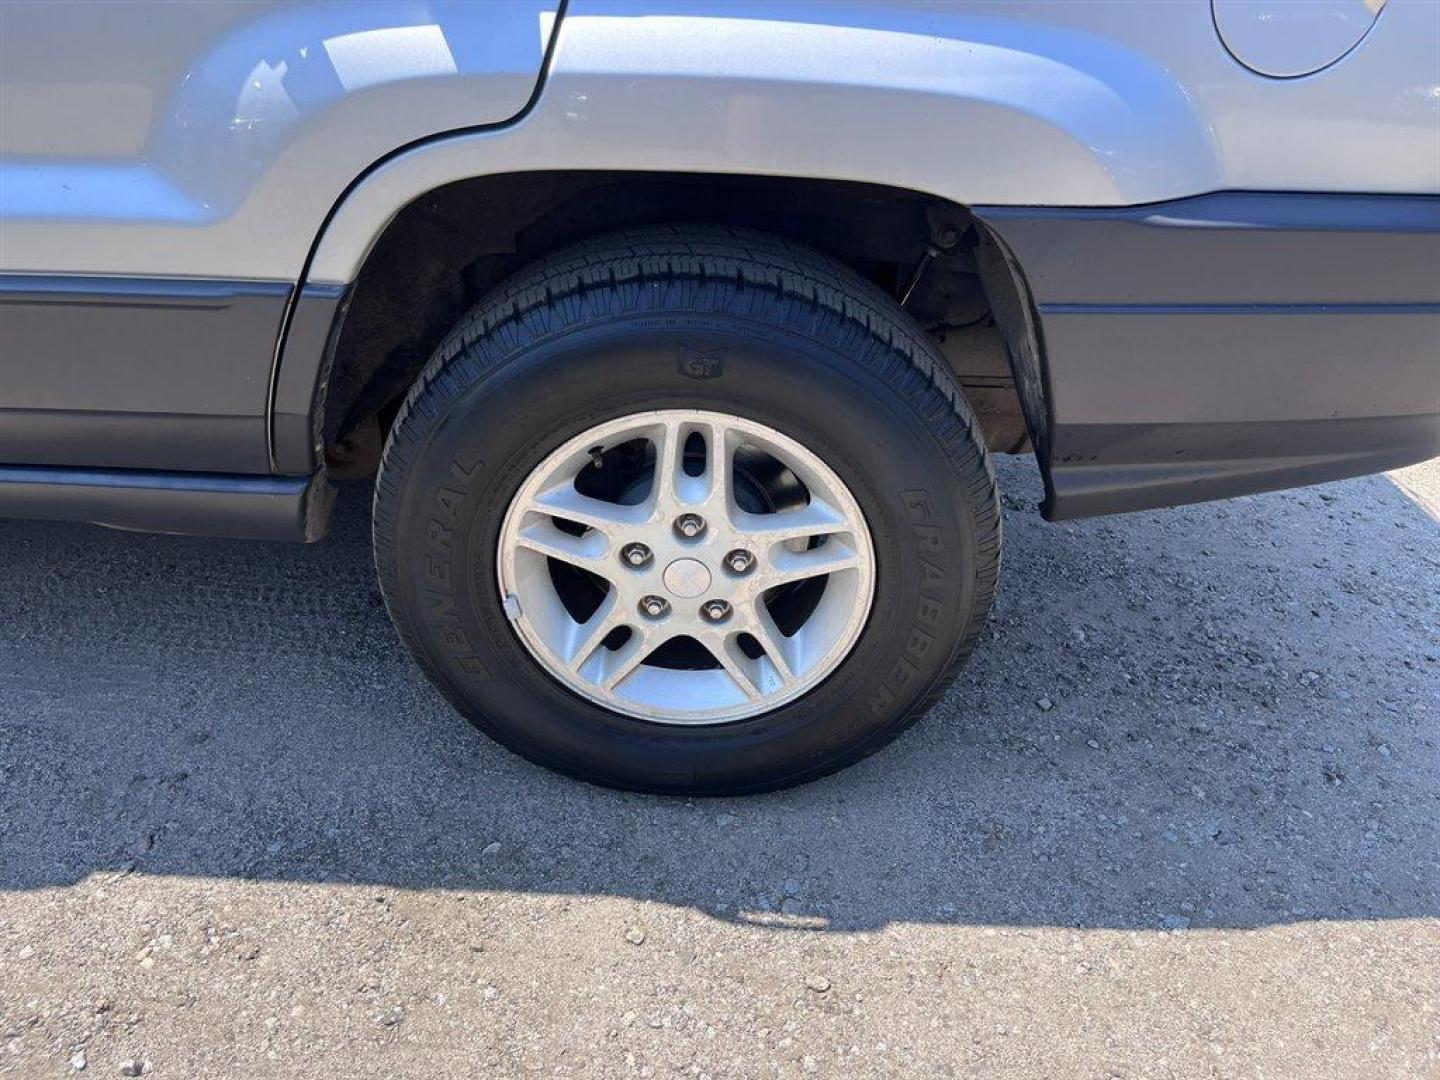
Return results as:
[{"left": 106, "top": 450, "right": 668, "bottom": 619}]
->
[{"left": 271, "top": 170, "right": 1053, "bottom": 484}]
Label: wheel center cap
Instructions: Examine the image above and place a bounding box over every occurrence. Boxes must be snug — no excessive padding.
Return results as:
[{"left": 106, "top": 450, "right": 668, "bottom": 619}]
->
[{"left": 662, "top": 557, "right": 711, "bottom": 599}]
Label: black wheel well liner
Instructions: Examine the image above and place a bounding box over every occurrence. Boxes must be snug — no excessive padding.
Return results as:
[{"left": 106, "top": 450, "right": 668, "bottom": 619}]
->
[{"left": 292, "top": 170, "right": 1050, "bottom": 475}]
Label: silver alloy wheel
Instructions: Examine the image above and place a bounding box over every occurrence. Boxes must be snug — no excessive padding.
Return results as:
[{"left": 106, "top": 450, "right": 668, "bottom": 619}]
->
[{"left": 496, "top": 410, "right": 876, "bottom": 724}]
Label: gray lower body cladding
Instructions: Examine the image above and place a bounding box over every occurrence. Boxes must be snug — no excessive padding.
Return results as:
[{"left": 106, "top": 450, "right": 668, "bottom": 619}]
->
[
  {"left": 0, "top": 467, "right": 330, "bottom": 542},
  {"left": 975, "top": 193, "right": 1440, "bottom": 519},
  {"left": 0, "top": 276, "right": 291, "bottom": 473}
]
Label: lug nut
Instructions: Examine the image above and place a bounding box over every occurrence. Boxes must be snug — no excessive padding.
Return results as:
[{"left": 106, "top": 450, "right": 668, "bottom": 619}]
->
[
  {"left": 638, "top": 595, "right": 670, "bottom": 619},
  {"left": 700, "top": 599, "right": 732, "bottom": 623},
  {"left": 621, "top": 542, "right": 652, "bottom": 568},
  {"left": 724, "top": 549, "right": 755, "bottom": 574},
  {"left": 674, "top": 513, "right": 706, "bottom": 540}
]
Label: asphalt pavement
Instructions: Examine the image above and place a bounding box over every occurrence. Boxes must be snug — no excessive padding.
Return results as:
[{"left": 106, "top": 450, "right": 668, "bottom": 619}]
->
[{"left": 2, "top": 456, "right": 1436, "bottom": 1078}]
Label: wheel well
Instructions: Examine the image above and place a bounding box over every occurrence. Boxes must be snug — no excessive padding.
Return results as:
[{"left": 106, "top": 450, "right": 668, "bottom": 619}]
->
[{"left": 319, "top": 171, "right": 1037, "bottom": 475}]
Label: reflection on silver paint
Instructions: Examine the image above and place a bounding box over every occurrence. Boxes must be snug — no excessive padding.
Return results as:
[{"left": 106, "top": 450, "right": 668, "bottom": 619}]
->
[
  {"left": 0, "top": 0, "right": 558, "bottom": 270},
  {"left": 0, "top": 0, "right": 1436, "bottom": 283},
  {"left": 322, "top": 24, "right": 459, "bottom": 92},
  {"left": 1213, "top": 0, "right": 1387, "bottom": 78}
]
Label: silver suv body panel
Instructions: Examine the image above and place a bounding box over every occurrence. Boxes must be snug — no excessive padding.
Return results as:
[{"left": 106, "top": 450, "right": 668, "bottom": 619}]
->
[{"left": 2, "top": 1, "right": 1437, "bottom": 281}]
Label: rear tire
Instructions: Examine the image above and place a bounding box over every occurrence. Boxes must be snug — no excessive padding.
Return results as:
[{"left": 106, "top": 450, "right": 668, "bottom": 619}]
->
[{"left": 373, "top": 226, "right": 1001, "bottom": 794}]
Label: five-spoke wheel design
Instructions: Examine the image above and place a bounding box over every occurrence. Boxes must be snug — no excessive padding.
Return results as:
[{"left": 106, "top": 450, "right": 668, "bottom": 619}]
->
[{"left": 496, "top": 410, "right": 875, "bottom": 724}]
